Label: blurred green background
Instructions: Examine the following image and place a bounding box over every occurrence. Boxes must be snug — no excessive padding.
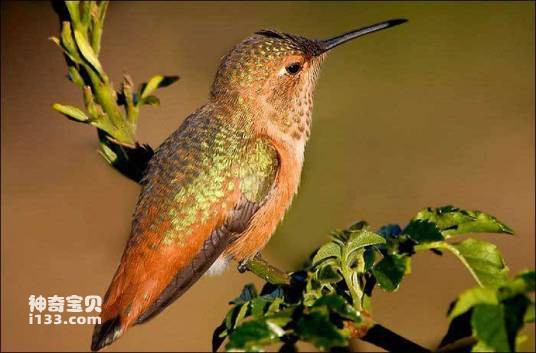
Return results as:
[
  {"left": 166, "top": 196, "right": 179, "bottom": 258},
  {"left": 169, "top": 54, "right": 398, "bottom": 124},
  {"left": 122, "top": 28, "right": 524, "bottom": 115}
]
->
[{"left": 1, "top": 1, "right": 534, "bottom": 351}]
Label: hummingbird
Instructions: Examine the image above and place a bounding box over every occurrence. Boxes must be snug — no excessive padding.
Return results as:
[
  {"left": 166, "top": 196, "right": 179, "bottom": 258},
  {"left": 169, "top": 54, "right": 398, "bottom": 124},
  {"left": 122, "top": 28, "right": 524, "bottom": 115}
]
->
[{"left": 91, "top": 18, "right": 407, "bottom": 351}]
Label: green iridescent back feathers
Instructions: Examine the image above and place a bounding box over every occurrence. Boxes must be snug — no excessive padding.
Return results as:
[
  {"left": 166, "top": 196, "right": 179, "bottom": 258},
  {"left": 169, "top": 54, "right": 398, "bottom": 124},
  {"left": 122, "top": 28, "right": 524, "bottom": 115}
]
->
[{"left": 133, "top": 102, "right": 278, "bottom": 247}]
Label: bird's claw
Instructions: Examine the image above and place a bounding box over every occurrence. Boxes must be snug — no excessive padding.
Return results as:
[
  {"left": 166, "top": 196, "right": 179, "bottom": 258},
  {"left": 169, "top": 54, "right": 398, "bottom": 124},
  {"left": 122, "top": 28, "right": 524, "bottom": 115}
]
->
[
  {"left": 237, "top": 260, "right": 248, "bottom": 273},
  {"left": 237, "top": 253, "right": 262, "bottom": 273}
]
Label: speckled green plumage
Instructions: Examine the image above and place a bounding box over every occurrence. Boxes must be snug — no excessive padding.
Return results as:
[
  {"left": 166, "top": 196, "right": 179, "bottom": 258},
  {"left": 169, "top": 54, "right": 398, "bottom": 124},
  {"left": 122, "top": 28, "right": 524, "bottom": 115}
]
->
[{"left": 133, "top": 102, "right": 278, "bottom": 247}]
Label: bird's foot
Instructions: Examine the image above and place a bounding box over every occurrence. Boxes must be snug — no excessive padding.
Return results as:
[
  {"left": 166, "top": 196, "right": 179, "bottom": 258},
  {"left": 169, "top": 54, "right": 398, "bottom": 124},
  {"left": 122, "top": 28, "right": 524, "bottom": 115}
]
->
[
  {"left": 237, "top": 260, "right": 248, "bottom": 273},
  {"left": 237, "top": 253, "right": 262, "bottom": 273}
]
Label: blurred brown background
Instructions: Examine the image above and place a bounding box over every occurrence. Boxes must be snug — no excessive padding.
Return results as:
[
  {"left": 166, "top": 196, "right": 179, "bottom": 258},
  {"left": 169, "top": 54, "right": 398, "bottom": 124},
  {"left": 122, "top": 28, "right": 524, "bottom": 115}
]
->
[{"left": 1, "top": 1, "right": 534, "bottom": 352}]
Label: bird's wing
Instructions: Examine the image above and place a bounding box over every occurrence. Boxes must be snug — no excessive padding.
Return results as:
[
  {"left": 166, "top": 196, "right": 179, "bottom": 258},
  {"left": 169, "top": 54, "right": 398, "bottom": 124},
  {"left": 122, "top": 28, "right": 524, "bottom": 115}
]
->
[{"left": 91, "top": 108, "right": 279, "bottom": 351}]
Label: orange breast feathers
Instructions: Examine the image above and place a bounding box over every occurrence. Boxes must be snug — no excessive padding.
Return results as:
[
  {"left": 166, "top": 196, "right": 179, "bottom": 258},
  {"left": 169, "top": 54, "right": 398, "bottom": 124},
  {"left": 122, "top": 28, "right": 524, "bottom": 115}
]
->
[{"left": 225, "top": 137, "right": 303, "bottom": 260}]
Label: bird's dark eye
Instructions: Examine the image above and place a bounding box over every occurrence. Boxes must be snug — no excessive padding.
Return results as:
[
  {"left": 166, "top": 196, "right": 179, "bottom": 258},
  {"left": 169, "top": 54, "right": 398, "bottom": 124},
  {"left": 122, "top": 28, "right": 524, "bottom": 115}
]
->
[{"left": 285, "top": 62, "right": 302, "bottom": 75}]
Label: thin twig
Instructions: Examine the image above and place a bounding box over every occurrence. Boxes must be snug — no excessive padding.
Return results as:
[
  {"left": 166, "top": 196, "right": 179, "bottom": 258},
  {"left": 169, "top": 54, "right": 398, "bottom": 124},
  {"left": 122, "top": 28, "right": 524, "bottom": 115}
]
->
[
  {"left": 360, "top": 324, "right": 431, "bottom": 353},
  {"left": 436, "top": 337, "right": 476, "bottom": 353},
  {"left": 243, "top": 256, "right": 290, "bottom": 285}
]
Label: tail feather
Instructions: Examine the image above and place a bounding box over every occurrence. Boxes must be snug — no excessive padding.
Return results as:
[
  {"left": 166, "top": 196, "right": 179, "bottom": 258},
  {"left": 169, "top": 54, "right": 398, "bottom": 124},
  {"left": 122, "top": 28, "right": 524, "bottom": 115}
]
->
[
  {"left": 91, "top": 316, "right": 124, "bottom": 351},
  {"left": 89, "top": 195, "right": 248, "bottom": 349}
]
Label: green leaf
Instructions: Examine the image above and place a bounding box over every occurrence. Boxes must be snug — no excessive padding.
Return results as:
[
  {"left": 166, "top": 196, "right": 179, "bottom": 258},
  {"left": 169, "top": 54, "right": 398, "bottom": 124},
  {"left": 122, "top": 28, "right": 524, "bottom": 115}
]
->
[
  {"left": 377, "top": 224, "right": 402, "bottom": 238},
  {"left": 98, "top": 141, "right": 118, "bottom": 164},
  {"left": 449, "top": 287, "right": 498, "bottom": 319},
  {"left": 317, "top": 265, "right": 343, "bottom": 284},
  {"left": 449, "top": 239, "right": 508, "bottom": 288},
  {"left": 524, "top": 302, "right": 534, "bottom": 323},
  {"left": 231, "top": 284, "right": 258, "bottom": 304},
  {"left": 498, "top": 270, "right": 535, "bottom": 300},
  {"left": 312, "top": 242, "right": 341, "bottom": 266},
  {"left": 226, "top": 319, "right": 283, "bottom": 352},
  {"left": 266, "top": 297, "right": 284, "bottom": 315},
  {"left": 80, "top": 1, "right": 91, "bottom": 28},
  {"left": 515, "top": 270, "right": 535, "bottom": 291},
  {"left": 403, "top": 219, "right": 444, "bottom": 243},
  {"left": 65, "top": 1, "right": 80, "bottom": 23},
  {"left": 89, "top": 1, "right": 107, "bottom": 55},
  {"left": 471, "top": 340, "right": 495, "bottom": 352},
  {"left": 49, "top": 36, "right": 60, "bottom": 46},
  {"left": 503, "top": 296, "right": 530, "bottom": 351},
  {"left": 73, "top": 29, "right": 104, "bottom": 77},
  {"left": 52, "top": 103, "right": 89, "bottom": 122},
  {"left": 363, "top": 248, "right": 377, "bottom": 271},
  {"left": 83, "top": 86, "right": 100, "bottom": 117},
  {"left": 57, "top": 21, "right": 82, "bottom": 64},
  {"left": 265, "top": 308, "right": 294, "bottom": 327},
  {"left": 142, "top": 95, "right": 160, "bottom": 106},
  {"left": 303, "top": 278, "right": 323, "bottom": 307},
  {"left": 516, "top": 334, "right": 529, "bottom": 352},
  {"left": 312, "top": 295, "right": 361, "bottom": 322},
  {"left": 371, "top": 254, "right": 407, "bottom": 292},
  {"left": 446, "top": 208, "right": 514, "bottom": 236},
  {"left": 120, "top": 75, "right": 135, "bottom": 109},
  {"left": 67, "top": 66, "right": 84, "bottom": 87},
  {"left": 296, "top": 311, "right": 348, "bottom": 350},
  {"left": 96, "top": 1, "right": 109, "bottom": 23},
  {"left": 260, "top": 286, "right": 285, "bottom": 302},
  {"left": 347, "top": 220, "right": 368, "bottom": 231},
  {"left": 235, "top": 303, "right": 249, "bottom": 328},
  {"left": 444, "top": 270, "right": 535, "bottom": 351},
  {"left": 415, "top": 206, "right": 514, "bottom": 237},
  {"left": 471, "top": 304, "right": 510, "bottom": 352},
  {"left": 139, "top": 75, "right": 179, "bottom": 99},
  {"left": 225, "top": 305, "right": 242, "bottom": 331},
  {"left": 346, "top": 230, "right": 386, "bottom": 254},
  {"left": 250, "top": 297, "right": 268, "bottom": 319}
]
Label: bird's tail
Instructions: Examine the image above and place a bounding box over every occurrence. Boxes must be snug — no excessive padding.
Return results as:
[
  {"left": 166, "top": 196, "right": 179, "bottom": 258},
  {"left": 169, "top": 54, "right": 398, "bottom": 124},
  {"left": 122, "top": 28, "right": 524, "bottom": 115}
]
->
[
  {"left": 90, "top": 211, "right": 233, "bottom": 350},
  {"left": 91, "top": 242, "right": 178, "bottom": 351},
  {"left": 91, "top": 315, "right": 124, "bottom": 351},
  {"left": 89, "top": 261, "right": 155, "bottom": 352}
]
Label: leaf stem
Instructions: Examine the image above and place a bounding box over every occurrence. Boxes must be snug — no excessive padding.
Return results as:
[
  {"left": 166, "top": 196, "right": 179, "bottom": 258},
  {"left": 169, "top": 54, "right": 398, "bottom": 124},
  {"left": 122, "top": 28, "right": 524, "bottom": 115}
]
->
[
  {"left": 341, "top": 247, "right": 363, "bottom": 311},
  {"left": 415, "top": 241, "right": 484, "bottom": 287}
]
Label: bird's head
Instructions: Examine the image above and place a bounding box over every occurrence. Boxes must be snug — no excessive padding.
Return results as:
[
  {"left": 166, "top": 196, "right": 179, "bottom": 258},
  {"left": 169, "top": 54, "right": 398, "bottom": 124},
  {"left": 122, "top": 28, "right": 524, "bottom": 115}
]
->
[{"left": 210, "top": 19, "right": 407, "bottom": 139}]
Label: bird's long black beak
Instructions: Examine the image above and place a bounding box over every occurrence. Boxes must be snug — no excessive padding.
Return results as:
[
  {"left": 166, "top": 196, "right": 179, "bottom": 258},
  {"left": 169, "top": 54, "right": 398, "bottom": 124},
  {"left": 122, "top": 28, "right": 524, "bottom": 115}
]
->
[{"left": 318, "top": 18, "right": 408, "bottom": 54}]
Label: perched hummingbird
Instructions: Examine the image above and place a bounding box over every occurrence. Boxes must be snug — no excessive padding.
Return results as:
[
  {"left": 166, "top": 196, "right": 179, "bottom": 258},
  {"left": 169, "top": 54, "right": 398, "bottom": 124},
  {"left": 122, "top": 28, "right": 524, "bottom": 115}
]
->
[{"left": 91, "top": 19, "right": 407, "bottom": 351}]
